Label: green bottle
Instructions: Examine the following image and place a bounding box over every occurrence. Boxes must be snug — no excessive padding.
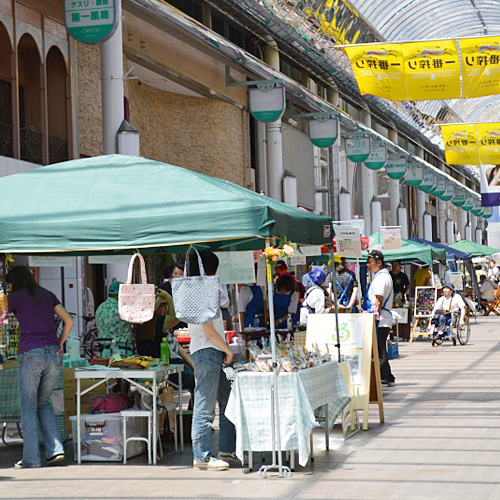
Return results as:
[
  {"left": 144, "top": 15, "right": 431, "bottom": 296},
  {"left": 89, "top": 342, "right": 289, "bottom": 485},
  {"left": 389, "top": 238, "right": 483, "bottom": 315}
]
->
[{"left": 160, "top": 337, "right": 170, "bottom": 364}]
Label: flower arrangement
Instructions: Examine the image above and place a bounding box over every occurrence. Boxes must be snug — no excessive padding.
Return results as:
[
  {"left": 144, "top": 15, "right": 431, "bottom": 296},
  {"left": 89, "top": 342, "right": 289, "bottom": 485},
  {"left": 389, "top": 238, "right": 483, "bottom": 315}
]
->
[{"left": 262, "top": 237, "right": 298, "bottom": 263}]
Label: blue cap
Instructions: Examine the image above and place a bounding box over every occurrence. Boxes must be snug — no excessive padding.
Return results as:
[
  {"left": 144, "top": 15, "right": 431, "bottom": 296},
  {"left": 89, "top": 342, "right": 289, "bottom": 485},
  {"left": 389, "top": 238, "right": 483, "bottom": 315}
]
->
[
  {"left": 442, "top": 283, "right": 455, "bottom": 292},
  {"left": 309, "top": 269, "right": 326, "bottom": 285},
  {"left": 108, "top": 281, "right": 123, "bottom": 295}
]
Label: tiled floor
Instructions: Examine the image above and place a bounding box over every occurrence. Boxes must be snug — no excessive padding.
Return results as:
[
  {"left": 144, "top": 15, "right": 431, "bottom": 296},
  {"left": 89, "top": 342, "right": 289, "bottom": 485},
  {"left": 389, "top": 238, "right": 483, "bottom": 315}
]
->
[{"left": 2, "top": 315, "right": 500, "bottom": 499}]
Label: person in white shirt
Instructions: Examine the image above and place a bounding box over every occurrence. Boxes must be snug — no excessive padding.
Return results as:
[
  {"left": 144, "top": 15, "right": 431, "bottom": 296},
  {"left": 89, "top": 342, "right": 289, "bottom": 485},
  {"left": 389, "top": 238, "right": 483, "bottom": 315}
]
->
[
  {"left": 300, "top": 269, "right": 328, "bottom": 325},
  {"left": 487, "top": 260, "right": 500, "bottom": 286},
  {"left": 428, "top": 283, "right": 466, "bottom": 339},
  {"left": 365, "top": 249, "right": 395, "bottom": 386},
  {"left": 187, "top": 250, "right": 235, "bottom": 472},
  {"left": 479, "top": 275, "right": 496, "bottom": 304}
]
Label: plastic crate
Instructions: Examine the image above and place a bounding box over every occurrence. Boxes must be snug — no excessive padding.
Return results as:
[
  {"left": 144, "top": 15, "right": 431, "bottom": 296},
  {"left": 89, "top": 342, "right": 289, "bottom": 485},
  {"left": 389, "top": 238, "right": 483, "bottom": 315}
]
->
[
  {"left": 388, "top": 342, "right": 399, "bottom": 359},
  {"left": 70, "top": 412, "right": 144, "bottom": 461}
]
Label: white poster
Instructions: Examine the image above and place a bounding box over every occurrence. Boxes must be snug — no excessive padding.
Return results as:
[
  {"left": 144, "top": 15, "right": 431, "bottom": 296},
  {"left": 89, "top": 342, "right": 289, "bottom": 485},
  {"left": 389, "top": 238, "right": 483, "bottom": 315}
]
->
[
  {"left": 392, "top": 307, "right": 408, "bottom": 324},
  {"left": 448, "top": 272, "right": 464, "bottom": 291},
  {"left": 299, "top": 245, "right": 323, "bottom": 256},
  {"left": 306, "top": 314, "right": 365, "bottom": 351},
  {"left": 290, "top": 254, "right": 307, "bottom": 265},
  {"left": 382, "top": 228, "right": 402, "bottom": 250},
  {"left": 28, "top": 256, "right": 74, "bottom": 267},
  {"left": 433, "top": 274, "right": 443, "bottom": 289},
  {"left": 215, "top": 251, "right": 255, "bottom": 285},
  {"left": 343, "top": 353, "right": 363, "bottom": 386},
  {"left": 335, "top": 226, "right": 362, "bottom": 259},
  {"left": 256, "top": 254, "right": 267, "bottom": 287},
  {"left": 88, "top": 255, "right": 131, "bottom": 265}
]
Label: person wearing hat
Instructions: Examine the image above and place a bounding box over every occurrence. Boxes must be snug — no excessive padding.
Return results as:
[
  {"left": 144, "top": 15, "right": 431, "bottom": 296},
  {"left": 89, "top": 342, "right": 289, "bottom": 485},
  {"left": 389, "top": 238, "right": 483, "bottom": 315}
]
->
[
  {"left": 428, "top": 283, "right": 466, "bottom": 340},
  {"left": 331, "top": 256, "right": 359, "bottom": 313},
  {"left": 364, "top": 249, "right": 395, "bottom": 386},
  {"left": 299, "top": 269, "right": 328, "bottom": 325},
  {"left": 95, "top": 281, "right": 134, "bottom": 345}
]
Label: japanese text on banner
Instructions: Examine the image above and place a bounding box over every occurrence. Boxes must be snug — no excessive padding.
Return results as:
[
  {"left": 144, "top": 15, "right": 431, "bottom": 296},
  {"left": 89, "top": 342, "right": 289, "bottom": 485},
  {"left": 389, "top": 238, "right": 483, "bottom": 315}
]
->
[
  {"left": 478, "top": 123, "right": 500, "bottom": 165},
  {"left": 441, "top": 124, "right": 479, "bottom": 165}
]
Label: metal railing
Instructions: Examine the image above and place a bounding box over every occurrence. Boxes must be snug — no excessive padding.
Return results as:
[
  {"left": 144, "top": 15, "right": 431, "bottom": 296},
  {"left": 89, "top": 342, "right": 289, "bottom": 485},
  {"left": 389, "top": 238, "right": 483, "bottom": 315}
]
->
[
  {"left": 0, "top": 121, "right": 13, "bottom": 158},
  {"left": 20, "top": 128, "right": 43, "bottom": 165},
  {"left": 49, "top": 135, "right": 69, "bottom": 164}
]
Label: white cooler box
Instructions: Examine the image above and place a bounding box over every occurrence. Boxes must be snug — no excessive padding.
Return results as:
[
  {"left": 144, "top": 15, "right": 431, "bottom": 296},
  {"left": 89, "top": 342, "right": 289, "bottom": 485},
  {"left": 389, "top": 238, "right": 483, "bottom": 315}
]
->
[{"left": 70, "top": 412, "right": 144, "bottom": 462}]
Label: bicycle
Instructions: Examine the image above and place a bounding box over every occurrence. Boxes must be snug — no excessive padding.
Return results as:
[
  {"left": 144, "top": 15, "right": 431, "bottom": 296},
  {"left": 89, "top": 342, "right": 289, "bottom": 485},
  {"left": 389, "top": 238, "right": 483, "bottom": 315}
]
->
[{"left": 80, "top": 315, "right": 99, "bottom": 360}]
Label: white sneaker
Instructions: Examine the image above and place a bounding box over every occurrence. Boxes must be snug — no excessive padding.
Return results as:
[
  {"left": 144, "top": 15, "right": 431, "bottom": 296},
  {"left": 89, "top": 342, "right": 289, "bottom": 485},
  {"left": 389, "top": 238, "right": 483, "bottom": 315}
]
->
[{"left": 193, "top": 456, "right": 229, "bottom": 471}]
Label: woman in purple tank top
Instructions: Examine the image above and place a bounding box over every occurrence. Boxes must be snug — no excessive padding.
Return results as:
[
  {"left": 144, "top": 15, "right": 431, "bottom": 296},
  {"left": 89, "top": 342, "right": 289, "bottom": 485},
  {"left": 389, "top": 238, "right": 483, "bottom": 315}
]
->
[{"left": 7, "top": 266, "right": 74, "bottom": 469}]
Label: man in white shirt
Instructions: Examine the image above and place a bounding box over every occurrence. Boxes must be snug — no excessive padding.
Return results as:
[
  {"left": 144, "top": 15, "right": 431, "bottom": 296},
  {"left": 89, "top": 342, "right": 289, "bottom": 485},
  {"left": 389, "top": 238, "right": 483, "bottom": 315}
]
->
[
  {"left": 479, "top": 276, "right": 496, "bottom": 304},
  {"left": 187, "top": 250, "right": 235, "bottom": 471},
  {"left": 366, "top": 249, "right": 395, "bottom": 387}
]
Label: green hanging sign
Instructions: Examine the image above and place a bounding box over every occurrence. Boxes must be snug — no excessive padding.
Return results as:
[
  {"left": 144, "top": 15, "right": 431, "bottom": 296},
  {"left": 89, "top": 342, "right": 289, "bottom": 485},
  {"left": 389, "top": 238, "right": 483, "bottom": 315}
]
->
[
  {"left": 471, "top": 200, "right": 484, "bottom": 216},
  {"left": 405, "top": 164, "right": 424, "bottom": 187},
  {"left": 248, "top": 86, "right": 286, "bottom": 123},
  {"left": 385, "top": 155, "right": 407, "bottom": 179},
  {"left": 452, "top": 191, "right": 466, "bottom": 207},
  {"left": 440, "top": 183, "right": 454, "bottom": 201},
  {"left": 482, "top": 206, "right": 494, "bottom": 219},
  {"left": 64, "top": 0, "right": 118, "bottom": 44},
  {"left": 363, "top": 142, "right": 387, "bottom": 170},
  {"left": 346, "top": 136, "right": 371, "bottom": 163},
  {"left": 433, "top": 178, "right": 447, "bottom": 197},
  {"left": 462, "top": 196, "right": 475, "bottom": 211},
  {"left": 309, "top": 117, "right": 338, "bottom": 148},
  {"left": 418, "top": 172, "right": 436, "bottom": 193}
]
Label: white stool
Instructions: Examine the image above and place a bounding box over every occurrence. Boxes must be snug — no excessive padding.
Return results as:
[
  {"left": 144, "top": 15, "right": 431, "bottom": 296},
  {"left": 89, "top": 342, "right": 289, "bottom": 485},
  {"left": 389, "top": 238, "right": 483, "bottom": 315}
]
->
[{"left": 120, "top": 410, "right": 152, "bottom": 464}]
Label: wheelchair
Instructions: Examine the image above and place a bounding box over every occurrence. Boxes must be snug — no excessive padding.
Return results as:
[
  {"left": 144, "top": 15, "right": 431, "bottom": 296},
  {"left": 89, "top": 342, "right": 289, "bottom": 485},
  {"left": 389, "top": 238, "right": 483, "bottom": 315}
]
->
[{"left": 430, "top": 310, "right": 471, "bottom": 346}]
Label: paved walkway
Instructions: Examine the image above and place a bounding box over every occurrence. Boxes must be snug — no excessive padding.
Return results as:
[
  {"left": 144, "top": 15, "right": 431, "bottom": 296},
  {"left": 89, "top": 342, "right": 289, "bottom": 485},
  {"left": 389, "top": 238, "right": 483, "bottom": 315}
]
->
[{"left": 1, "top": 315, "right": 500, "bottom": 499}]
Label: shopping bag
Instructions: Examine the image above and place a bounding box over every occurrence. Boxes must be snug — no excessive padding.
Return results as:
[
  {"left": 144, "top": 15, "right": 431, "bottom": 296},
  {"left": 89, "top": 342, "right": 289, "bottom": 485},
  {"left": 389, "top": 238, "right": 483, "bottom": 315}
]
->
[
  {"left": 171, "top": 247, "right": 220, "bottom": 324},
  {"left": 118, "top": 253, "right": 155, "bottom": 323}
]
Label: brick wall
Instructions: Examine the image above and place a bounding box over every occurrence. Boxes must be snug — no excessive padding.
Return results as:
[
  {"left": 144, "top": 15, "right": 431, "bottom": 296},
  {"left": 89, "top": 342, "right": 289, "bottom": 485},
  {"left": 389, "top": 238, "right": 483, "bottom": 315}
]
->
[{"left": 76, "top": 46, "right": 251, "bottom": 187}]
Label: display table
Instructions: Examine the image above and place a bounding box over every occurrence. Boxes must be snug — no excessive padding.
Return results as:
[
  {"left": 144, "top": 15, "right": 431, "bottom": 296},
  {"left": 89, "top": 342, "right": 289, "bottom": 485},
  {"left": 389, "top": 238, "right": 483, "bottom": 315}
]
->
[
  {"left": 0, "top": 367, "right": 20, "bottom": 422},
  {"left": 74, "top": 364, "right": 183, "bottom": 465},
  {"left": 225, "top": 361, "right": 350, "bottom": 467}
]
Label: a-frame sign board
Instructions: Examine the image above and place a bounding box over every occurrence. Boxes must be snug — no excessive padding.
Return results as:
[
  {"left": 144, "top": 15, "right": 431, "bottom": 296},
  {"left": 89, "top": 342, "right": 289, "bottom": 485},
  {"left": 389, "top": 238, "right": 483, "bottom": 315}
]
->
[{"left": 306, "top": 313, "right": 384, "bottom": 431}]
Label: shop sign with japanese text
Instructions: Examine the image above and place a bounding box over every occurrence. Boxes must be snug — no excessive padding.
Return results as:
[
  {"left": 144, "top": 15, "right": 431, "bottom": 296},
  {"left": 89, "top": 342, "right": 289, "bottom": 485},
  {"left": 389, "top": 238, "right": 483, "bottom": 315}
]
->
[
  {"left": 440, "top": 182, "right": 454, "bottom": 201},
  {"left": 363, "top": 142, "right": 387, "bottom": 170},
  {"left": 385, "top": 155, "right": 407, "bottom": 179},
  {"left": 346, "top": 136, "right": 371, "bottom": 163},
  {"left": 405, "top": 163, "right": 424, "bottom": 187},
  {"left": 452, "top": 191, "right": 466, "bottom": 207},
  {"left": 433, "top": 178, "right": 447, "bottom": 197},
  {"left": 64, "top": 0, "right": 118, "bottom": 44},
  {"left": 441, "top": 124, "right": 478, "bottom": 165},
  {"left": 460, "top": 36, "right": 500, "bottom": 98},
  {"left": 478, "top": 122, "right": 500, "bottom": 165}
]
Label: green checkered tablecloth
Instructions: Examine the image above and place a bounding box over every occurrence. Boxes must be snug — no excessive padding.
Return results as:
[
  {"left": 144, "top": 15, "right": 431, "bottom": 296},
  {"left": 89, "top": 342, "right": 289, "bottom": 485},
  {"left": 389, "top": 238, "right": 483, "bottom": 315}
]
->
[
  {"left": 225, "top": 361, "right": 351, "bottom": 467},
  {"left": 0, "top": 368, "right": 21, "bottom": 420}
]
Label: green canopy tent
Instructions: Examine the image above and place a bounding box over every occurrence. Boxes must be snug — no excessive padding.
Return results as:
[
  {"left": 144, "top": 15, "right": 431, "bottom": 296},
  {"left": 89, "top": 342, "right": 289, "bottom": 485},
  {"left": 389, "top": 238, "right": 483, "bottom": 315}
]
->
[
  {"left": 449, "top": 240, "right": 500, "bottom": 258},
  {"left": 0, "top": 155, "right": 332, "bottom": 254},
  {"left": 363, "top": 233, "right": 445, "bottom": 267}
]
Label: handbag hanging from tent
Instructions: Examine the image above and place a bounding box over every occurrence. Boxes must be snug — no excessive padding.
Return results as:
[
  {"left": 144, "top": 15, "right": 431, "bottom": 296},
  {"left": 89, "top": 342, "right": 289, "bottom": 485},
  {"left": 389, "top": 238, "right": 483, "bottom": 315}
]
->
[
  {"left": 171, "top": 246, "right": 220, "bottom": 324},
  {"left": 119, "top": 253, "right": 156, "bottom": 323}
]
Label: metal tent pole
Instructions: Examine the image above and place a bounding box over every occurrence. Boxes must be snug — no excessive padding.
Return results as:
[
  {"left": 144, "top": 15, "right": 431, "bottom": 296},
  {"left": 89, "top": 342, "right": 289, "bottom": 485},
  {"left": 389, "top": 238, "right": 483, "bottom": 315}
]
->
[
  {"left": 259, "top": 240, "right": 291, "bottom": 478},
  {"left": 330, "top": 248, "right": 342, "bottom": 363}
]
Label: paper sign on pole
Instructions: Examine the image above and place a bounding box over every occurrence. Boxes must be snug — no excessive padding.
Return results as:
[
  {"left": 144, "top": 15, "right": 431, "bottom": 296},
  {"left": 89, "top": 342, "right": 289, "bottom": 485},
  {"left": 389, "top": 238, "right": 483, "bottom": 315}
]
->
[
  {"left": 28, "top": 256, "right": 75, "bottom": 267},
  {"left": 460, "top": 37, "right": 500, "bottom": 99},
  {"left": 290, "top": 254, "right": 307, "bottom": 266},
  {"left": 401, "top": 40, "right": 460, "bottom": 101},
  {"left": 256, "top": 254, "right": 267, "bottom": 287},
  {"left": 344, "top": 44, "right": 406, "bottom": 101},
  {"left": 215, "top": 251, "right": 255, "bottom": 285},
  {"left": 335, "top": 226, "right": 362, "bottom": 259},
  {"left": 299, "top": 245, "right": 324, "bottom": 257},
  {"left": 381, "top": 228, "right": 402, "bottom": 250},
  {"left": 478, "top": 123, "right": 500, "bottom": 165},
  {"left": 448, "top": 272, "right": 464, "bottom": 291}
]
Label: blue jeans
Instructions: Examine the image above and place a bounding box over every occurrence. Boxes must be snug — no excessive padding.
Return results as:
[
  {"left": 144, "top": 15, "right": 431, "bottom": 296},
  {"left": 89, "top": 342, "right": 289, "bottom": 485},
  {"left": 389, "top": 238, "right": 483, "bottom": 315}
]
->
[
  {"left": 19, "top": 346, "right": 64, "bottom": 467},
  {"left": 191, "top": 348, "right": 235, "bottom": 461},
  {"left": 431, "top": 313, "right": 452, "bottom": 334}
]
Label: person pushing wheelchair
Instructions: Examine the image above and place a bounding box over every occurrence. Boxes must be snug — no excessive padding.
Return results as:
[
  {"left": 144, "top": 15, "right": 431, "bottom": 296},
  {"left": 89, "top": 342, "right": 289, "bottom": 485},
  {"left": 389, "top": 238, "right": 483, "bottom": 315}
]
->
[{"left": 428, "top": 283, "right": 466, "bottom": 341}]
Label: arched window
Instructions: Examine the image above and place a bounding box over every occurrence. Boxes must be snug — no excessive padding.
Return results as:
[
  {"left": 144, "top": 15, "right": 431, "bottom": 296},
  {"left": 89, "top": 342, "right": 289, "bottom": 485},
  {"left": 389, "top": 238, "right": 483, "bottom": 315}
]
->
[
  {"left": 0, "top": 23, "right": 13, "bottom": 158},
  {"left": 46, "top": 46, "right": 68, "bottom": 163},
  {"left": 18, "top": 34, "right": 42, "bottom": 164}
]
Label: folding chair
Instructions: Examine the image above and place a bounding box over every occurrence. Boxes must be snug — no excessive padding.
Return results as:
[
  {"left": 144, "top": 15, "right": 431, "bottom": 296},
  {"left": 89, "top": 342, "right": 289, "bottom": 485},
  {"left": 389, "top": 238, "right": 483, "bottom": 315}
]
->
[{"left": 484, "top": 285, "right": 500, "bottom": 316}]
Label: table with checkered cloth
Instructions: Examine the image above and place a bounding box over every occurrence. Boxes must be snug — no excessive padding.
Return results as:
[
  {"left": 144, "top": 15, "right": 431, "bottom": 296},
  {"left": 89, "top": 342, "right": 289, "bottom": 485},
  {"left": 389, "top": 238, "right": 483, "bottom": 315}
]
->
[
  {"left": 225, "top": 361, "right": 350, "bottom": 467},
  {"left": 0, "top": 368, "right": 21, "bottom": 421}
]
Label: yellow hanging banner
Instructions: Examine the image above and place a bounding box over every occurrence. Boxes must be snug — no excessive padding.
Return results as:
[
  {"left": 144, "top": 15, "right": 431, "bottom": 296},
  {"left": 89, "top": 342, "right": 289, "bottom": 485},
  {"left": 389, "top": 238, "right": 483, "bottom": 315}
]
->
[
  {"left": 478, "top": 122, "right": 500, "bottom": 165},
  {"left": 441, "top": 124, "right": 479, "bottom": 165},
  {"left": 460, "top": 37, "right": 500, "bottom": 98},
  {"left": 344, "top": 44, "right": 406, "bottom": 101},
  {"left": 401, "top": 40, "right": 460, "bottom": 100}
]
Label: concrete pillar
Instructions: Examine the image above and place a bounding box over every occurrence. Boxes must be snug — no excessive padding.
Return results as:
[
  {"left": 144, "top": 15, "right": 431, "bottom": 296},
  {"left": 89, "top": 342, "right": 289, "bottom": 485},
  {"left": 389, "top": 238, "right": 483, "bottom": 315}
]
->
[
  {"left": 101, "top": 0, "right": 125, "bottom": 154},
  {"left": 398, "top": 205, "right": 409, "bottom": 239},
  {"left": 460, "top": 211, "right": 468, "bottom": 241},
  {"left": 476, "top": 228, "right": 483, "bottom": 244},
  {"left": 360, "top": 109, "right": 374, "bottom": 235},
  {"left": 424, "top": 213, "right": 433, "bottom": 241},
  {"left": 465, "top": 224, "right": 472, "bottom": 241},
  {"left": 416, "top": 190, "right": 426, "bottom": 237},
  {"left": 388, "top": 129, "right": 400, "bottom": 226},
  {"left": 264, "top": 38, "right": 284, "bottom": 201},
  {"left": 471, "top": 214, "right": 477, "bottom": 240},
  {"left": 339, "top": 189, "right": 352, "bottom": 221},
  {"left": 371, "top": 198, "right": 382, "bottom": 234},
  {"left": 438, "top": 199, "right": 447, "bottom": 244},
  {"left": 447, "top": 219, "right": 455, "bottom": 244},
  {"left": 327, "top": 86, "right": 340, "bottom": 107}
]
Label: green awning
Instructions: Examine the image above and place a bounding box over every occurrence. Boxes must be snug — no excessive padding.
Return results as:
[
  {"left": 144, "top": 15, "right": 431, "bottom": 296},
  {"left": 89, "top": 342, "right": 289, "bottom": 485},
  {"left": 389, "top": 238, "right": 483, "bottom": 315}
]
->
[
  {"left": 0, "top": 155, "right": 332, "bottom": 254},
  {"left": 449, "top": 240, "right": 500, "bottom": 258},
  {"left": 361, "top": 233, "right": 444, "bottom": 266}
]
